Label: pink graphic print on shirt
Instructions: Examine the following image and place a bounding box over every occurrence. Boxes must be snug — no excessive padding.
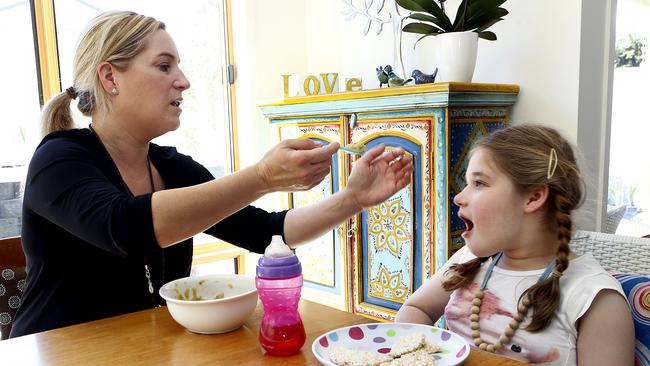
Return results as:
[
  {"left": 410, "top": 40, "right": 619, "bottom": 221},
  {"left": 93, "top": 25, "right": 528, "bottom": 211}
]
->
[{"left": 446, "top": 282, "right": 561, "bottom": 364}]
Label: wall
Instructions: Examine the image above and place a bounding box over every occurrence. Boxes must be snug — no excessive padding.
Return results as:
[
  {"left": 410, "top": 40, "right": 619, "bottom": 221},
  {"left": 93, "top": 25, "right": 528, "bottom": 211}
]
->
[
  {"left": 230, "top": 0, "right": 308, "bottom": 212},
  {"left": 231, "top": 0, "right": 613, "bottom": 229}
]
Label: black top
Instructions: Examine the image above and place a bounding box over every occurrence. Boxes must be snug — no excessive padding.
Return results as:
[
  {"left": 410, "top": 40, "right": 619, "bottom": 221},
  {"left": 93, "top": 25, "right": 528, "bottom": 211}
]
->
[{"left": 10, "top": 128, "right": 287, "bottom": 337}]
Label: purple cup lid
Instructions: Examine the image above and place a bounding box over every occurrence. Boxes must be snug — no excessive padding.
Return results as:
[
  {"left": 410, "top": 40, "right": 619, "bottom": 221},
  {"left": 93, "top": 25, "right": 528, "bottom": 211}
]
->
[{"left": 256, "top": 255, "right": 302, "bottom": 279}]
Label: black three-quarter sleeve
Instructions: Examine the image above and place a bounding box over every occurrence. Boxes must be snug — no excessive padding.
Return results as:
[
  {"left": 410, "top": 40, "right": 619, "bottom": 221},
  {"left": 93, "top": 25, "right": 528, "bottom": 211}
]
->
[
  {"left": 25, "top": 136, "right": 158, "bottom": 256},
  {"left": 205, "top": 206, "right": 287, "bottom": 254},
  {"left": 153, "top": 145, "right": 288, "bottom": 254}
]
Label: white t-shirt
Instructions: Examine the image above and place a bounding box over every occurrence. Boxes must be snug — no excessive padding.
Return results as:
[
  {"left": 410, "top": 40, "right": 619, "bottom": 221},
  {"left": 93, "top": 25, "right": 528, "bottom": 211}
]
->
[{"left": 444, "top": 246, "right": 625, "bottom": 365}]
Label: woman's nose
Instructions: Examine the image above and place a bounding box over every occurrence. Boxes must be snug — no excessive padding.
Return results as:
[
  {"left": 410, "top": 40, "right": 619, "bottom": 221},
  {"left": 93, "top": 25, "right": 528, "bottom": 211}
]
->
[{"left": 175, "top": 71, "right": 191, "bottom": 90}]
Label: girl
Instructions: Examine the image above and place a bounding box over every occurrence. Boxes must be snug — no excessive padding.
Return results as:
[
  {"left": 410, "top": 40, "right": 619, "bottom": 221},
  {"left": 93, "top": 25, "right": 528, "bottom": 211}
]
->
[{"left": 396, "top": 124, "right": 634, "bottom": 365}]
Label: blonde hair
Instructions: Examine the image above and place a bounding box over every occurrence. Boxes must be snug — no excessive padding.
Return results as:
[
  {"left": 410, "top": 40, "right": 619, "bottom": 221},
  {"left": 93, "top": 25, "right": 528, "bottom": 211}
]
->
[
  {"left": 443, "top": 123, "right": 585, "bottom": 332},
  {"left": 40, "top": 11, "right": 165, "bottom": 136}
]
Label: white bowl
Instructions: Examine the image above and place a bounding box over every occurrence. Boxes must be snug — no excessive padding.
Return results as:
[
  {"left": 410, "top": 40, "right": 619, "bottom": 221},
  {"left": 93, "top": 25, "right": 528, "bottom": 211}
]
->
[{"left": 159, "top": 274, "right": 258, "bottom": 334}]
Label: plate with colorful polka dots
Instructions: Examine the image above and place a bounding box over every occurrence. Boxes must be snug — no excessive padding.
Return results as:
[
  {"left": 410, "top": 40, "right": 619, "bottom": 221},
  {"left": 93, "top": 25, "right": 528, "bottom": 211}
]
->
[{"left": 312, "top": 322, "right": 470, "bottom": 365}]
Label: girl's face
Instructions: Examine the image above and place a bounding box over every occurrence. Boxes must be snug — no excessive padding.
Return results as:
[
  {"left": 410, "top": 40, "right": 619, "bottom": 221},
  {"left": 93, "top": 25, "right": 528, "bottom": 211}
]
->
[
  {"left": 453, "top": 148, "right": 531, "bottom": 257},
  {"left": 111, "top": 29, "right": 190, "bottom": 139}
]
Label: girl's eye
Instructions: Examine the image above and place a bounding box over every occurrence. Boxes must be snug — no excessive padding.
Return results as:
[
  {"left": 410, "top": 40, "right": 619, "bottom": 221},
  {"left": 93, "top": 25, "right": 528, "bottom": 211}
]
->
[
  {"left": 159, "top": 64, "right": 170, "bottom": 72},
  {"left": 473, "top": 180, "right": 485, "bottom": 187}
]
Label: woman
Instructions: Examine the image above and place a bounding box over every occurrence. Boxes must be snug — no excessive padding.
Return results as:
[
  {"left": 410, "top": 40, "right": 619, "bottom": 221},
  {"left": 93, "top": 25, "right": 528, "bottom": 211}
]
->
[{"left": 10, "top": 11, "right": 412, "bottom": 337}]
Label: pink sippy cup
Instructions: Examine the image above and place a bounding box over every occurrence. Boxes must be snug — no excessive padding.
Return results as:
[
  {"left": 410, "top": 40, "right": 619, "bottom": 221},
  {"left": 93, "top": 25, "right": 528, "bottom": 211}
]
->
[{"left": 256, "top": 235, "right": 306, "bottom": 356}]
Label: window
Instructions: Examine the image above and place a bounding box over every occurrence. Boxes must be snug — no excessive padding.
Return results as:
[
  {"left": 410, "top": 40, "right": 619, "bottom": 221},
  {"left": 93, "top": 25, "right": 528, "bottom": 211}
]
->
[
  {"left": 607, "top": 0, "right": 650, "bottom": 237},
  {"left": 0, "top": 0, "right": 41, "bottom": 238},
  {"left": 0, "top": 0, "right": 234, "bottom": 239}
]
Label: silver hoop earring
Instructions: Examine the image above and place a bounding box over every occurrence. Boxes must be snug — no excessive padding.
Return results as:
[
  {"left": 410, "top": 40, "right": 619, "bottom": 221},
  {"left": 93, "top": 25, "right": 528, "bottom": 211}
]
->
[{"left": 111, "top": 87, "right": 119, "bottom": 95}]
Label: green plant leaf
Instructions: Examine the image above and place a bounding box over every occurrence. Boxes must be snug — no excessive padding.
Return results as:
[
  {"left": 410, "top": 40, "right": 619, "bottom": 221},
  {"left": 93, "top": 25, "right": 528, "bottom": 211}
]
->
[
  {"left": 407, "top": 13, "right": 447, "bottom": 32},
  {"left": 403, "top": 22, "right": 443, "bottom": 35},
  {"left": 396, "top": 0, "right": 453, "bottom": 30},
  {"left": 454, "top": 0, "right": 508, "bottom": 31},
  {"left": 452, "top": 0, "right": 469, "bottom": 31},
  {"left": 468, "top": 0, "right": 507, "bottom": 15},
  {"left": 465, "top": 7, "right": 508, "bottom": 31},
  {"left": 478, "top": 31, "right": 497, "bottom": 41},
  {"left": 476, "top": 17, "right": 503, "bottom": 32}
]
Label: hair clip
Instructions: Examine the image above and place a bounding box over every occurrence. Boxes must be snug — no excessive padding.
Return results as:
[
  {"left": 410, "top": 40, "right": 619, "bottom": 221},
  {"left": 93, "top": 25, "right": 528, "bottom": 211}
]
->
[
  {"left": 340, "top": 142, "right": 366, "bottom": 155},
  {"left": 547, "top": 148, "right": 558, "bottom": 179}
]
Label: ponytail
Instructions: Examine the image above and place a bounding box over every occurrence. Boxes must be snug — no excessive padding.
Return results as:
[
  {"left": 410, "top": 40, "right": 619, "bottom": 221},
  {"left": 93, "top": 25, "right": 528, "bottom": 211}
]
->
[{"left": 40, "top": 91, "right": 76, "bottom": 137}]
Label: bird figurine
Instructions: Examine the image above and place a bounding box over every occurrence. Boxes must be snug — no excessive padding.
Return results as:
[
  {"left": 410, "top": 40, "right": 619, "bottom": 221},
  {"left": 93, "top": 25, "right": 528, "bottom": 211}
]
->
[
  {"left": 376, "top": 66, "right": 389, "bottom": 88},
  {"left": 384, "top": 65, "right": 413, "bottom": 87},
  {"left": 411, "top": 67, "right": 438, "bottom": 85}
]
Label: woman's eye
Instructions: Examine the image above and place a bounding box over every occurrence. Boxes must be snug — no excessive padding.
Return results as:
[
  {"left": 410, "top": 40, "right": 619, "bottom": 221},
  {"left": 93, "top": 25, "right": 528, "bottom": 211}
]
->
[
  {"left": 159, "top": 64, "right": 170, "bottom": 72},
  {"left": 473, "top": 180, "right": 485, "bottom": 187}
]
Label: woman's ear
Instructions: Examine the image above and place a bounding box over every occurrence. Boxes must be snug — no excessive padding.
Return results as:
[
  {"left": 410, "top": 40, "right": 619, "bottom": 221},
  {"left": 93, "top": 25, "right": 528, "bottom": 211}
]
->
[
  {"left": 524, "top": 185, "right": 550, "bottom": 213},
  {"left": 97, "top": 62, "right": 117, "bottom": 94}
]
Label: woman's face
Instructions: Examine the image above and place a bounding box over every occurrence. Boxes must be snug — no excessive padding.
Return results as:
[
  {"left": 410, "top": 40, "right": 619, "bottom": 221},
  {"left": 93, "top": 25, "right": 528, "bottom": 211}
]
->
[
  {"left": 112, "top": 29, "right": 190, "bottom": 139},
  {"left": 453, "top": 148, "right": 530, "bottom": 257}
]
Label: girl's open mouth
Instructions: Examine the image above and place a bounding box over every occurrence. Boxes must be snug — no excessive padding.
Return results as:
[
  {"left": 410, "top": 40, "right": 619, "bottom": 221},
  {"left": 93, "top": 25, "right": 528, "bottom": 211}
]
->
[{"left": 459, "top": 215, "right": 474, "bottom": 236}]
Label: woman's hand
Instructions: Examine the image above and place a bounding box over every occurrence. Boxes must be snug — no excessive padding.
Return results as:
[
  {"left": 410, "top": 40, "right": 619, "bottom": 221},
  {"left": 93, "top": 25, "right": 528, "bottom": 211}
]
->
[
  {"left": 255, "top": 138, "right": 340, "bottom": 192},
  {"left": 345, "top": 144, "right": 413, "bottom": 210}
]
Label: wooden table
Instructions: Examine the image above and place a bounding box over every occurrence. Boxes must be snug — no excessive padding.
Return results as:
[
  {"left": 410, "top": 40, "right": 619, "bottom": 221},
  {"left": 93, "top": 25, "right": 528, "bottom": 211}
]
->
[{"left": 0, "top": 300, "right": 527, "bottom": 365}]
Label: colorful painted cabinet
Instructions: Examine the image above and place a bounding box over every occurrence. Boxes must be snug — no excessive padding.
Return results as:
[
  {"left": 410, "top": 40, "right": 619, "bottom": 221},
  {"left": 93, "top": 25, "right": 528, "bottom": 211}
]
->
[{"left": 260, "top": 83, "right": 519, "bottom": 320}]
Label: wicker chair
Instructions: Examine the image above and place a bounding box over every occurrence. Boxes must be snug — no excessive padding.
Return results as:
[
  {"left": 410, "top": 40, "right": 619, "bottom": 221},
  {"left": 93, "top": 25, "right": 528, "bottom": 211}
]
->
[
  {"left": 570, "top": 230, "right": 650, "bottom": 365},
  {"left": 570, "top": 229, "right": 650, "bottom": 276}
]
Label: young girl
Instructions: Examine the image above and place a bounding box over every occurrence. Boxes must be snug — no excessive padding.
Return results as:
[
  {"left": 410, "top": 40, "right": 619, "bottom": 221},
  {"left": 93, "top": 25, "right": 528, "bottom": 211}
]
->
[{"left": 396, "top": 124, "right": 634, "bottom": 365}]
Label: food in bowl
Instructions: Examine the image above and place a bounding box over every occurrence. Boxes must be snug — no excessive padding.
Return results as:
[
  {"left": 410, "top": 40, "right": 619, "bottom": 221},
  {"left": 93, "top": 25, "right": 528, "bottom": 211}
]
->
[{"left": 159, "top": 274, "right": 258, "bottom": 334}]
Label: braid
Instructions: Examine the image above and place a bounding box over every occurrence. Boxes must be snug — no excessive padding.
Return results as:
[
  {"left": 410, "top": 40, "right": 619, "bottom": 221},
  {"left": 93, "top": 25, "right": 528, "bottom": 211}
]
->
[
  {"left": 522, "top": 193, "right": 574, "bottom": 331},
  {"left": 442, "top": 257, "right": 487, "bottom": 291}
]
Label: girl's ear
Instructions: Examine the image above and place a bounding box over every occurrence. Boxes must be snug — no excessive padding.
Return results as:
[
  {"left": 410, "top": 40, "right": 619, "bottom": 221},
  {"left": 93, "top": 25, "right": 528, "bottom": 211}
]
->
[
  {"left": 524, "top": 185, "right": 550, "bottom": 213},
  {"left": 97, "top": 62, "right": 117, "bottom": 94}
]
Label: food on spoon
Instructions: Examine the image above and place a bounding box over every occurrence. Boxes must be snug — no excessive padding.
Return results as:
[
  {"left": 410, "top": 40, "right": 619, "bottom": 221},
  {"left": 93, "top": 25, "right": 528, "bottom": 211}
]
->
[{"left": 341, "top": 142, "right": 367, "bottom": 154}]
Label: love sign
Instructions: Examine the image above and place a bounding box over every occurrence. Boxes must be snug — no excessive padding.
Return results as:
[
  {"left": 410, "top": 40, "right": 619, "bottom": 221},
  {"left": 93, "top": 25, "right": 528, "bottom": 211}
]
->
[{"left": 282, "top": 73, "right": 362, "bottom": 98}]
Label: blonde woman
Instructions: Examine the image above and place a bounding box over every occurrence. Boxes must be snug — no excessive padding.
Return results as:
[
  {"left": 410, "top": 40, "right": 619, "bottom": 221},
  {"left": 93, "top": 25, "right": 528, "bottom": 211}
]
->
[{"left": 11, "top": 11, "right": 412, "bottom": 337}]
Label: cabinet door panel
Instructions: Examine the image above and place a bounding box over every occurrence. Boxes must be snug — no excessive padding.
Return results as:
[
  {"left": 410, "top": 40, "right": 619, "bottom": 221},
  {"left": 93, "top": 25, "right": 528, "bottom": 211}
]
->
[
  {"left": 349, "top": 117, "right": 433, "bottom": 320},
  {"left": 361, "top": 136, "right": 421, "bottom": 311},
  {"left": 278, "top": 122, "right": 350, "bottom": 311}
]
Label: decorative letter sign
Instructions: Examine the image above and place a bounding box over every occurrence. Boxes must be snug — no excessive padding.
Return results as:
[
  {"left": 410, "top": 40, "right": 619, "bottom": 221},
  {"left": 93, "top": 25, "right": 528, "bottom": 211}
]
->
[{"left": 282, "top": 73, "right": 362, "bottom": 98}]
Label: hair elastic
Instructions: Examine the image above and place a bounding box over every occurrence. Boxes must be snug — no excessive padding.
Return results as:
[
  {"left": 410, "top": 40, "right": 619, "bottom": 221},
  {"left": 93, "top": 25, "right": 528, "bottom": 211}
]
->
[
  {"left": 66, "top": 86, "right": 78, "bottom": 100},
  {"left": 547, "top": 148, "right": 558, "bottom": 179}
]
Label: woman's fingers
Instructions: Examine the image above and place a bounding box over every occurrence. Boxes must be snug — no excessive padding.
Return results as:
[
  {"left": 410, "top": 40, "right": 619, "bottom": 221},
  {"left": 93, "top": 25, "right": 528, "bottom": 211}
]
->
[
  {"left": 283, "top": 138, "right": 340, "bottom": 165},
  {"left": 360, "top": 144, "right": 386, "bottom": 164}
]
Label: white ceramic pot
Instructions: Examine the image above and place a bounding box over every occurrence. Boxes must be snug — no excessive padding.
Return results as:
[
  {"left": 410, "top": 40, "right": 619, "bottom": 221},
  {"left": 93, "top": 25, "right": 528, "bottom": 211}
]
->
[{"left": 433, "top": 31, "right": 479, "bottom": 82}]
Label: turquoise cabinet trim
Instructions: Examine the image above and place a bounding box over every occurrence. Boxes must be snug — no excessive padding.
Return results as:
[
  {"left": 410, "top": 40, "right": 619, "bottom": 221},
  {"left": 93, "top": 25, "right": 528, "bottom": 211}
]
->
[{"left": 263, "top": 92, "right": 518, "bottom": 120}]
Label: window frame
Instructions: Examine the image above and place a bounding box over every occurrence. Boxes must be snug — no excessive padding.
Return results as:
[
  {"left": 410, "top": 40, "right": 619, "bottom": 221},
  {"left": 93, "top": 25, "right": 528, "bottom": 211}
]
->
[{"left": 29, "top": 0, "right": 239, "bottom": 174}]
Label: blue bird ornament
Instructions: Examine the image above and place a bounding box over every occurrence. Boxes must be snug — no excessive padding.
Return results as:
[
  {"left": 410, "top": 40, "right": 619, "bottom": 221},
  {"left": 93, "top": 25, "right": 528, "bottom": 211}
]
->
[{"left": 411, "top": 68, "right": 438, "bottom": 85}]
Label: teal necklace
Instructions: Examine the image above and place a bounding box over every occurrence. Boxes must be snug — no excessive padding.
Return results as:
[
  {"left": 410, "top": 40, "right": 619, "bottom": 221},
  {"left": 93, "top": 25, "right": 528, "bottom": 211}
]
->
[{"left": 470, "top": 252, "right": 557, "bottom": 353}]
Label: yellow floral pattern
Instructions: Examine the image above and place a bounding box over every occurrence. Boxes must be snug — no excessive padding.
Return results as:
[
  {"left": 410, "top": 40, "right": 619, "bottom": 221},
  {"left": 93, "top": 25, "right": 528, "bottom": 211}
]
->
[
  {"left": 370, "top": 265, "right": 408, "bottom": 302},
  {"left": 368, "top": 198, "right": 410, "bottom": 257}
]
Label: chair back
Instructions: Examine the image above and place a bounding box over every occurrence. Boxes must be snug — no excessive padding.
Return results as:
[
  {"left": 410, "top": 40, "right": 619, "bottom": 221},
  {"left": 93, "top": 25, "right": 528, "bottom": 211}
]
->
[
  {"left": 0, "top": 236, "right": 26, "bottom": 340},
  {"left": 570, "top": 230, "right": 650, "bottom": 276},
  {"left": 604, "top": 205, "right": 627, "bottom": 234},
  {"left": 570, "top": 230, "right": 650, "bottom": 365}
]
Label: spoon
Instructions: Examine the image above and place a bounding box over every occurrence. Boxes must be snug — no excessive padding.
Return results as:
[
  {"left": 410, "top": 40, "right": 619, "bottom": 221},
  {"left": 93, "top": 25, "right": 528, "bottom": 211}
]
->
[{"left": 339, "top": 142, "right": 366, "bottom": 155}]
